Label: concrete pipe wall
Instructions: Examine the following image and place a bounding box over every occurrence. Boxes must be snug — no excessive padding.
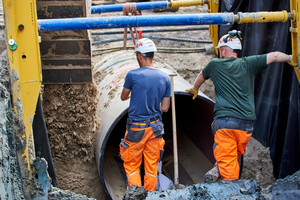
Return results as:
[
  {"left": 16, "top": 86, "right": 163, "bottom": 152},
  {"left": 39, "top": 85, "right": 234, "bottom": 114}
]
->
[{"left": 94, "top": 51, "right": 215, "bottom": 200}]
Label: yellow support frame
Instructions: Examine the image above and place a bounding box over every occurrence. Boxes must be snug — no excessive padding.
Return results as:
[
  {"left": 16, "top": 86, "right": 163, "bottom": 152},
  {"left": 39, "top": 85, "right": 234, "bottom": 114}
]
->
[
  {"left": 208, "top": 0, "right": 219, "bottom": 55},
  {"left": 3, "top": 0, "right": 42, "bottom": 178},
  {"left": 289, "top": 0, "right": 300, "bottom": 82}
]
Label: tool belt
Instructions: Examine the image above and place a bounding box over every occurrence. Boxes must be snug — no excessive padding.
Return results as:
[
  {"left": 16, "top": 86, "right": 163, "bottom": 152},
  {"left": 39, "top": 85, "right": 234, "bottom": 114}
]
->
[
  {"left": 126, "top": 115, "right": 164, "bottom": 139},
  {"left": 129, "top": 115, "right": 162, "bottom": 124}
]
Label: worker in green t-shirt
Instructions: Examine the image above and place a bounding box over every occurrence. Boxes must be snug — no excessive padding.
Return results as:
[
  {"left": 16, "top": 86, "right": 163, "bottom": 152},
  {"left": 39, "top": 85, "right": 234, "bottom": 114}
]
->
[{"left": 186, "top": 30, "right": 292, "bottom": 183}]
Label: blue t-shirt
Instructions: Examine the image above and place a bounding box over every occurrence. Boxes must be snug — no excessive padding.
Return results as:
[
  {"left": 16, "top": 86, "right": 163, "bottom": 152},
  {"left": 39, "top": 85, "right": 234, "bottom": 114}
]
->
[{"left": 123, "top": 67, "right": 172, "bottom": 121}]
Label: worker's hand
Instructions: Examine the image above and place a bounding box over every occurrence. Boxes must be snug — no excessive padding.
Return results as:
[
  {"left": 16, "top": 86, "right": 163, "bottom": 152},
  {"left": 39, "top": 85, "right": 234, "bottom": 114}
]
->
[
  {"left": 185, "top": 87, "right": 198, "bottom": 100},
  {"left": 287, "top": 55, "right": 297, "bottom": 67}
]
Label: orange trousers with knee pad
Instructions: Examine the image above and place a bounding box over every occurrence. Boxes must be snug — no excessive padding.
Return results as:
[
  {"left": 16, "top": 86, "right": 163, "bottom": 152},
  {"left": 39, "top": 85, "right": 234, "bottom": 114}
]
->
[
  {"left": 120, "top": 119, "right": 165, "bottom": 191},
  {"left": 211, "top": 117, "right": 253, "bottom": 181}
]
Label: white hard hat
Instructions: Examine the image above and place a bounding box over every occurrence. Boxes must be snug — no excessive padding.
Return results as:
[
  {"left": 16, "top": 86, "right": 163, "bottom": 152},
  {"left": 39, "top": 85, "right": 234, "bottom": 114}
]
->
[
  {"left": 216, "top": 34, "right": 242, "bottom": 50},
  {"left": 134, "top": 38, "right": 157, "bottom": 54}
]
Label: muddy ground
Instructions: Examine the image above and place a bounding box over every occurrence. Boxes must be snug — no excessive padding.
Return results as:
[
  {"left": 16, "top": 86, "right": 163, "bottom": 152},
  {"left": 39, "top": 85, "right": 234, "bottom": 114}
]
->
[{"left": 41, "top": 5, "right": 275, "bottom": 200}]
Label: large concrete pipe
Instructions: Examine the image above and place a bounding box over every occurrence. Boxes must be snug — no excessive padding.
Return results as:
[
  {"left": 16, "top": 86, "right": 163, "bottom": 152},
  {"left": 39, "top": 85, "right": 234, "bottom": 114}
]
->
[{"left": 95, "top": 51, "right": 215, "bottom": 200}]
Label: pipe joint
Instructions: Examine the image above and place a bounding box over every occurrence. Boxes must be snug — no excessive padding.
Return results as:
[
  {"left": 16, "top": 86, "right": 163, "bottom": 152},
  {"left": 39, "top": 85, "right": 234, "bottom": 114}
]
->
[{"left": 290, "top": 10, "right": 296, "bottom": 21}]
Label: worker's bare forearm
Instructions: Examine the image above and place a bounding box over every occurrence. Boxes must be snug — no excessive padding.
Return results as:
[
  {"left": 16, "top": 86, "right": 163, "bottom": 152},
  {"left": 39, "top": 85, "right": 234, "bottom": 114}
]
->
[
  {"left": 161, "top": 97, "right": 170, "bottom": 112},
  {"left": 193, "top": 71, "right": 206, "bottom": 90},
  {"left": 121, "top": 88, "right": 131, "bottom": 101},
  {"left": 267, "top": 52, "right": 291, "bottom": 65},
  {"left": 121, "top": 94, "right": 130, "bottom": 101}
]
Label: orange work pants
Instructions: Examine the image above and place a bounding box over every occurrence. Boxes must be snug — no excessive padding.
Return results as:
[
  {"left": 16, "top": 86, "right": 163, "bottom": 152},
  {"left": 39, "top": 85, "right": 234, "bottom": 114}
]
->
[
  {"left": 120, "top": 119, "right": 165, "bottom": 191},
  {"left": 211, "top": 117, "right": 253, "bottom": 181}
]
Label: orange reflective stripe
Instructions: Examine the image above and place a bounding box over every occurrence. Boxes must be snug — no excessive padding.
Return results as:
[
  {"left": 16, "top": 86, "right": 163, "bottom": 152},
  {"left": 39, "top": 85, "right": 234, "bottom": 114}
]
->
[{"left": 127, "top": 170, "right": 142, "bottom": 188}]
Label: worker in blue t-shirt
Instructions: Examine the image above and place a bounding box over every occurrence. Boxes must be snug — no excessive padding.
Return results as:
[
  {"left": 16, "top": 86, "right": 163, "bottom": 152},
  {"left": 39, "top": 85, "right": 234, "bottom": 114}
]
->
[
  {"left": 120, "top": 38, "right": 172, "bottom": 191},
  {"left": 186, "top": 30, "right": 292, "bottom": 183}
]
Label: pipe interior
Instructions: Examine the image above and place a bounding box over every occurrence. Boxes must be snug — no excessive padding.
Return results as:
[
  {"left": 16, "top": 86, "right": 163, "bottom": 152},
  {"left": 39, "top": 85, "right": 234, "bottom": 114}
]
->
[{"left": 102, "top": 93, "right": 215, "bottom": 200}]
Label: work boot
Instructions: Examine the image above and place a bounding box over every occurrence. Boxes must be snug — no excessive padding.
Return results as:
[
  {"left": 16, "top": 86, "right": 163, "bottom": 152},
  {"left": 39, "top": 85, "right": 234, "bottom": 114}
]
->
[
  {"left": 204, "top": 165, "right": 221, "bottom": 183},
  {"left": 169, "top": 183, "right": 186, "bottom": 190}
]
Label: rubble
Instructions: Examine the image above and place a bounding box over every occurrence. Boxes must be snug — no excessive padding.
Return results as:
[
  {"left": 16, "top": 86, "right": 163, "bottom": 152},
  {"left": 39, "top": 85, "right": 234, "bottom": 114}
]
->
[{"left": 123, "top": 171, "right": 300, "bottom": 200}]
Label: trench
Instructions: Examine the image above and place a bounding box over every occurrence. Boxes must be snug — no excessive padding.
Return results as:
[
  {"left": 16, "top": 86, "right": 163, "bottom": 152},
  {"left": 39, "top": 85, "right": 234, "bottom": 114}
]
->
[{"left": 94, "top": 51, "right": 215, "bottom": 200}]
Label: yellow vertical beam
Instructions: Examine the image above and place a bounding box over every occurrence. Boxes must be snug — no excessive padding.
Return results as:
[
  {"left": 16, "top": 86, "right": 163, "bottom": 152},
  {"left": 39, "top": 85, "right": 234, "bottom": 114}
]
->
[
  {"left": 3, "top": 0, "right": 42, "bottom": 178},
  {"left": 208, "top": 0, "right": 219, "bottom": 55},
  {"left": 289, "top": 0, "right": 300, "bottom": 82}
]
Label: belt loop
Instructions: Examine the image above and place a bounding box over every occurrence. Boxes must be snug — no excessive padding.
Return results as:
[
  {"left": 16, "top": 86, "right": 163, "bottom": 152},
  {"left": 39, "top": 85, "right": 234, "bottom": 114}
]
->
[
  {"left": 158, "top": 114, "right": 162, "bottom": 121},
  {"left": 145, "top": 119, "right": 150, "bottom": 127},
  {"left": 127, "top": 118, "right": 132, "bottom": 125},
  {"left": 225, "top": 117, "right": 229, "bottom": 122}
]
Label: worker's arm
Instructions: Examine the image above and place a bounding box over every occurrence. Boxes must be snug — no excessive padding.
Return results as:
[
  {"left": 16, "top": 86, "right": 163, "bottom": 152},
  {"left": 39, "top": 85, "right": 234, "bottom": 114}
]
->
[
  {"left": 193, "top": 71, "right": 206, "bottom": 90},
  {"left": 121, "top": 88, "right": 131, "bottom": 101},
  {"left": 266, "top": 52, "right": 291, "bottom": 65},
  {"left": 161, "top": 97, "right": 170, "bottom": 112},
  {"left": 185, "top": 71, "right": 206, "bottom": 100}
]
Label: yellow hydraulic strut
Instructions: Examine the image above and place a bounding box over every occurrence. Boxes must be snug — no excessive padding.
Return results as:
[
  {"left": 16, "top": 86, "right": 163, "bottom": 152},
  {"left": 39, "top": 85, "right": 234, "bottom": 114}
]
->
[
  {"left": 169, "top": 0, "right": 207, "bottom": 8},
  {"left": 207, "top": 0, "right": 219, "bottom": 55},
  {"left": 3, "top": 0, "right": 42, "bottom": 179},
  {"left": 289, "top": 0, "right": 300, "bottom": 82},
  {"left": 236, "top": 10, "right": 298, "bottom": 82}
]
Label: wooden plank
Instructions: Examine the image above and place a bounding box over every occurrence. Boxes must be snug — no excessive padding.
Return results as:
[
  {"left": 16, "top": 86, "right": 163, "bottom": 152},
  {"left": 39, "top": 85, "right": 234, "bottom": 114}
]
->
[
  {"left": 37, "top": 5, "right": 84, "bottom": 19},
  {"left": 92, "top": 0, "right": 114, "bottom": 5},
  {"left": 42, "top": 68, "right": 92, "bottom": 84},
  {"left": 42, "top": 59, "right": 91, "bottom": 66},
  {"left": 40, "top": 40, "right": 91, "bottom": 57}
]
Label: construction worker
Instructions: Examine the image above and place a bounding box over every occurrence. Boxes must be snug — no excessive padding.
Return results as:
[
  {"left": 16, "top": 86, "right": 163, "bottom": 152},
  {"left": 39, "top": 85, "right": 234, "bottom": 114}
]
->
[
  {"left": 120, "top": 38, "right": 172, "bottom": 191},
  {"left": 186, "top": 30, "right": 292, "bottom": 182}
]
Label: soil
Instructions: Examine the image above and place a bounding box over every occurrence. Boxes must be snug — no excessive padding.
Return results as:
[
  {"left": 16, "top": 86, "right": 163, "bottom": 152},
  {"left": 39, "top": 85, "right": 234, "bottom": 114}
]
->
[
  {"left": 41, "top": 4, "right": 275, "bottom": 200},
  {"left": 42, "top": 83, "right": 105, "bottom": 200}
]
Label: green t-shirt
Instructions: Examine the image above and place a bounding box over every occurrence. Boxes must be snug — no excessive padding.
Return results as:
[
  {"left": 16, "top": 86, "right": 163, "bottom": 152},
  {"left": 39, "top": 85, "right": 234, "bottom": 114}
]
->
[{"left": 202, "top": 55, "right": 267, "bottom": 120}]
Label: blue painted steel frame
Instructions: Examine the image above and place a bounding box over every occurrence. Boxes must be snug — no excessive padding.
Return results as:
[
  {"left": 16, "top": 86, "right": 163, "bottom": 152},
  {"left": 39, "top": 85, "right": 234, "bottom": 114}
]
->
[
  {"left": 38, "top": 13, "right": 234, "bottom": 31},
  {"left": 91, "top": 1, "right": 168, "bottom": 14}
]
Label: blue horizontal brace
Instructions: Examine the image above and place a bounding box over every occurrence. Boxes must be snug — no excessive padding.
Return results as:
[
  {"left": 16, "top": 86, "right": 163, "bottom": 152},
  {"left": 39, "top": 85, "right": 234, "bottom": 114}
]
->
[
  {"left": 38, "top": 13, "right": 234, "bottom": 31},
  {"left": 91, "top": 1, "right": 169, "bottom": 14}
]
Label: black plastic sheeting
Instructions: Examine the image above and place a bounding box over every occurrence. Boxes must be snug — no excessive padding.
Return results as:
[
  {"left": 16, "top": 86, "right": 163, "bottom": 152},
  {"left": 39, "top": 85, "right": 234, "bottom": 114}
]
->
[
  {"left": 33, "top": 95, "right": 57, "bottom": 187},
  {"left": 218, "top": 0, "right": 300, "bottom": 179}
]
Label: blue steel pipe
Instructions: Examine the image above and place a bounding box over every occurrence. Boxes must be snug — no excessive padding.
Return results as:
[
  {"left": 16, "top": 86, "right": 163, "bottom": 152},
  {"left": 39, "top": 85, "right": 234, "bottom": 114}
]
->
[
  {"left": 91, "top": 1, "right": 168, "bottom": 14},
  {"left": 38, "top": 13, "right": 234, "bottom": 31}
]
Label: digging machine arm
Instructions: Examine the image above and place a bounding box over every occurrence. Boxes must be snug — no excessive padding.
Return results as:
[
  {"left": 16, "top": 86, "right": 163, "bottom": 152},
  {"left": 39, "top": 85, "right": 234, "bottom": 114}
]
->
[{"left": 3, "top": 0, "right": 42, "bottom": 180}]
